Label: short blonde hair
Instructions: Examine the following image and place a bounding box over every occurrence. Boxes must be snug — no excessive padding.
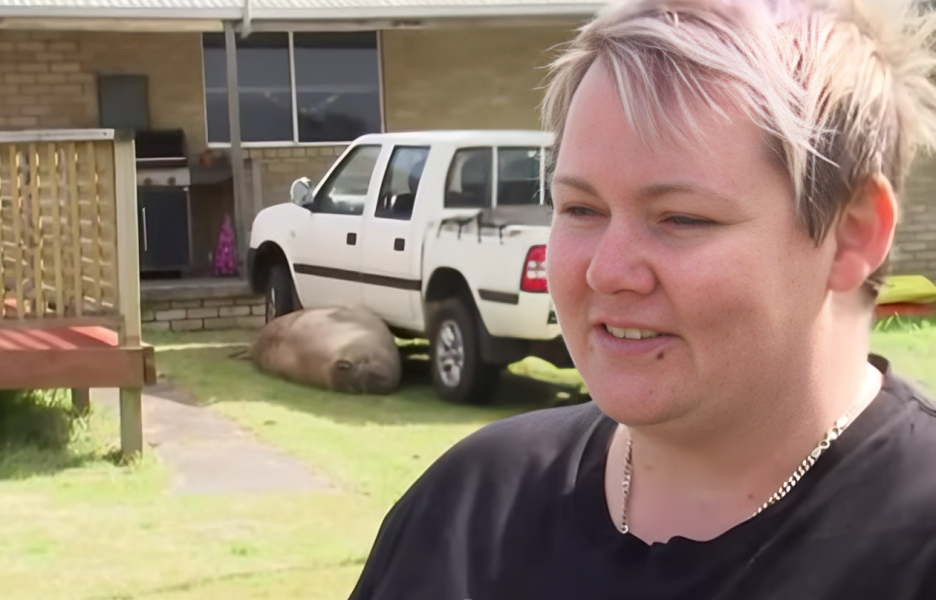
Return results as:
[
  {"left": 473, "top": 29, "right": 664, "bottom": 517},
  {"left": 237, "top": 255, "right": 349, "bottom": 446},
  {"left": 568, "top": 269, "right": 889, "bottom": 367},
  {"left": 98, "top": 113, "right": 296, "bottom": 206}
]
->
[{"left": 543, "top": 0, "right": 936, "bottom": 292}]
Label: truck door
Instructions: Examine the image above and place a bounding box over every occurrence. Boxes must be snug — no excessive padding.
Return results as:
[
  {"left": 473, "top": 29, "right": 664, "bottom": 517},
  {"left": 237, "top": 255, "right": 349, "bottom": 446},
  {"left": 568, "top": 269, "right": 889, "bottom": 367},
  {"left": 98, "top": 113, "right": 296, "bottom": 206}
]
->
[
  {"left": 360, "top": 145, "right": 430, "bottom": 327},
  {"left": 293, "top": 144, "right": 383, "bottom": 309}
]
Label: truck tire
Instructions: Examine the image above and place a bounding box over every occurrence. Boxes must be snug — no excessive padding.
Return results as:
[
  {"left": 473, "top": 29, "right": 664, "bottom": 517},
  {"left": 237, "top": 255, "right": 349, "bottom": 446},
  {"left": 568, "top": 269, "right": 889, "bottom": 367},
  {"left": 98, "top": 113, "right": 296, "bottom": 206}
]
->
[
  {"left": 430, "top": 297, "right": 502, "bottom": 404},
  {"left": 265, "top": 263, "right": 297, "bottom": 323}
]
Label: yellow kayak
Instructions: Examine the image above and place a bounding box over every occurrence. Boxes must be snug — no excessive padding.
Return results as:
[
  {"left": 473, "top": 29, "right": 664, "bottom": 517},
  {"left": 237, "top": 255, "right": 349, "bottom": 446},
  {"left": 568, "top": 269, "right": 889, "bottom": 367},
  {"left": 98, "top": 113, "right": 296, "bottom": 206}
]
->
[{"left": 877, "top": 275, "right": 936, "bottom": 305}]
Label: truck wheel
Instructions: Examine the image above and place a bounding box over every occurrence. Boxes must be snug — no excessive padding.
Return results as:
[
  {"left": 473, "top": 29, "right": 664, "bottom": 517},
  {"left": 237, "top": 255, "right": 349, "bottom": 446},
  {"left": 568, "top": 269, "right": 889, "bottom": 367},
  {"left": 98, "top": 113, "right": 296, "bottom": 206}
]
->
[
  {"left": 265, "top": 263, "right": 297, "bottom": 323},
  {"left": 430, "top": 297, "right": 502, "bottom": 404}
]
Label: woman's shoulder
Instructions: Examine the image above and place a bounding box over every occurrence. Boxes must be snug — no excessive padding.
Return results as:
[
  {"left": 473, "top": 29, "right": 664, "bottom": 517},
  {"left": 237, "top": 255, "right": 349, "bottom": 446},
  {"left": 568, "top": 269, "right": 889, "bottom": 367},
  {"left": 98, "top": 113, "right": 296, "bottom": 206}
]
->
[
  {"left": 412, "top": 401, "right": 609, "bottom": 498},
  {"left": 452, "top": 401, "right": 606, "bottom": 464}
]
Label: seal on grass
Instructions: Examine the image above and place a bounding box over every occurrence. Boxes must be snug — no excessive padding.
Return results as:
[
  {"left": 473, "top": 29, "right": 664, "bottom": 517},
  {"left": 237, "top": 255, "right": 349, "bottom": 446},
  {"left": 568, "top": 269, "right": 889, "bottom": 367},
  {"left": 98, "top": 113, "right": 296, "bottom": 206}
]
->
[{"left": 250, "top": 306, "right": 402, "bottom": 394}]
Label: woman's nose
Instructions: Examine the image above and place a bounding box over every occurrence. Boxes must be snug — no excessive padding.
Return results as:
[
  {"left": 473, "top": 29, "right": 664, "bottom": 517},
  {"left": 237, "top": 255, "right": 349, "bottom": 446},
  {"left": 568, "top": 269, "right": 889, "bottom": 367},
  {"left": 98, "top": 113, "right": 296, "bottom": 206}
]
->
[{"left": 585, "top": 219, "right": 657, "bottom": 297}]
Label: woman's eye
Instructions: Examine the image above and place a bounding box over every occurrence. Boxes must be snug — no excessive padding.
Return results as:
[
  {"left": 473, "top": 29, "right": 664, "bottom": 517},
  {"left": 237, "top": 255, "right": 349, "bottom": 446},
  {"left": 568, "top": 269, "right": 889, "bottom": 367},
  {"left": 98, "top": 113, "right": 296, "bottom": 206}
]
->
[
  {"left": 665, "top": 215, "right": 714, "bottom": 226},
  {"left": 564, "top": 206, "right": 599, "bottom": 217}
]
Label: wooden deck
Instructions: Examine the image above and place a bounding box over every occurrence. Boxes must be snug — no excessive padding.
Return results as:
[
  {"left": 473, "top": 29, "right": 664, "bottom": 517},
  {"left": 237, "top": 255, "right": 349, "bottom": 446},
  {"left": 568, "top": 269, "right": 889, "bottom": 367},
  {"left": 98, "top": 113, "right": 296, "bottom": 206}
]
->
[{"left": 0, "top": 325, "right": 155, "bottom": 390}]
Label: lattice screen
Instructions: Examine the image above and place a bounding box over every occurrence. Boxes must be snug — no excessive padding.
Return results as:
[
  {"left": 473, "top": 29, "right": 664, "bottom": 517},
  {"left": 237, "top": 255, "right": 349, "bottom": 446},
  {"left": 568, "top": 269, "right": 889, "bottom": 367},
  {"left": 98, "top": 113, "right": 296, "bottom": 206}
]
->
[{"left": 0, "top": 140, "right": 120, "bottom": 320}]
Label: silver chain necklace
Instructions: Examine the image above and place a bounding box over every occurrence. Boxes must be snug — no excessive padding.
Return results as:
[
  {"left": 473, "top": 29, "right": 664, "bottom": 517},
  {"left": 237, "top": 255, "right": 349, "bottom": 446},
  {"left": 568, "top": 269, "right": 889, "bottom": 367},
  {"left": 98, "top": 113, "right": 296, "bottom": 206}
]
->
[{"left": 618, "top": 413, "right": 854, "bottom": 535}]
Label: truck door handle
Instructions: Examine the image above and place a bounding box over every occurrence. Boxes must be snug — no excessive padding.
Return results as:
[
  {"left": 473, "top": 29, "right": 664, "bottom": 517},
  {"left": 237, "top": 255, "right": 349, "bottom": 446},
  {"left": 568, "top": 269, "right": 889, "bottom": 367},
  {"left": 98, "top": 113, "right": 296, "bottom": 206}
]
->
[
  {"left": 394, "top": 238, "right": 405, "bottom": 251},
  {"left": 347, "top": 232, "right": 357, "bottom": 245}
]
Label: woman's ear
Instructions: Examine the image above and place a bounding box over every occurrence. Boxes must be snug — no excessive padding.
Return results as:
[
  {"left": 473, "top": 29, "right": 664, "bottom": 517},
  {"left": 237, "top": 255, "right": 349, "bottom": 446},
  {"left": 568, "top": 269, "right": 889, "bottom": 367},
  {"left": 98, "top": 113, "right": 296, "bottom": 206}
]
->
[{"left": 827, "top": 174, "right": 897, "bottom": 293}]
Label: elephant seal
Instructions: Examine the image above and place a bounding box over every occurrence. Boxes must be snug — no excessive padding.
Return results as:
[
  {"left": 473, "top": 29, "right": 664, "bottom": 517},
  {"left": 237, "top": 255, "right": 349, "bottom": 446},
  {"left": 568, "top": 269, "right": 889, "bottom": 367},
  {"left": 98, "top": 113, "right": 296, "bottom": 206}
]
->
[{"left": 250, "top": 306, "right": 402, "bottom": 394}]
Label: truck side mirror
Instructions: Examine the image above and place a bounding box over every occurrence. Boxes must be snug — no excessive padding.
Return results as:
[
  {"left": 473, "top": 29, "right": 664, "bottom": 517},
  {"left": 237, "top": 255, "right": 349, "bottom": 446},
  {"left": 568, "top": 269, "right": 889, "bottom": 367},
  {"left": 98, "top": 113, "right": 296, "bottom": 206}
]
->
[{"left": 290, "top": 177, "right": 313, "bottom": 205}]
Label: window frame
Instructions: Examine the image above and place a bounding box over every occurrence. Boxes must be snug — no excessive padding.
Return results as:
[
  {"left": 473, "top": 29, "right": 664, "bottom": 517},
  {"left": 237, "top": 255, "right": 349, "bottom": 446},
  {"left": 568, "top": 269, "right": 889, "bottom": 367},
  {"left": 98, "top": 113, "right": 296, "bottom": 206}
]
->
[
  {"left": 308, "top": 144, "right": 383, "bottom": 216},
  {"left": 375, "top": 145, "right": 430, "bottom": 221},
  {"left": 495, "top": 146, "right": 548, "bottom": 207},
  {"left": 444, "top": 146, "right": 495, "bottom": 210},
  {"left": 201, "top": 30, "right": 385, "bottom": 148}
]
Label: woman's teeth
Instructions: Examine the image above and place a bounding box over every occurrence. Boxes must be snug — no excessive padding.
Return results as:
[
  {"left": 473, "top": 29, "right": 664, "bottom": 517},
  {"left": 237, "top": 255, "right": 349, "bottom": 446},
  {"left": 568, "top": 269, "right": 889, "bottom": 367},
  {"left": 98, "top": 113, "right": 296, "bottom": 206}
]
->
[{"left": 605, "top": 325, "right": 662, "bottom": 340}]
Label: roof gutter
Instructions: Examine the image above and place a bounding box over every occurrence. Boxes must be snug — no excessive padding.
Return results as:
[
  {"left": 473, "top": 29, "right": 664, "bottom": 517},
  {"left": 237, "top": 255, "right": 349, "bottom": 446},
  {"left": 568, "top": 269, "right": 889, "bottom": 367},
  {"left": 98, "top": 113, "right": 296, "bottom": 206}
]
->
[
  {"left": 0, "top": 7, "right": 242, "bottom": 20},
  {"left": 0, "top": 2, "right": 600, "bottom": 27},
  {"left": 249, "top": 4, "right": 601, "bottom": 22}
]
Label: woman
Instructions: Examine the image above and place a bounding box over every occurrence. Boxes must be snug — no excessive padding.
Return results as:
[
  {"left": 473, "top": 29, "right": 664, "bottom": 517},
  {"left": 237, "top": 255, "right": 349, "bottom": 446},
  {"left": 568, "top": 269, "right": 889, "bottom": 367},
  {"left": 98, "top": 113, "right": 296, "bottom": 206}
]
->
[{"left": 350, "top": 1, "right": 936, "bottom": 598}]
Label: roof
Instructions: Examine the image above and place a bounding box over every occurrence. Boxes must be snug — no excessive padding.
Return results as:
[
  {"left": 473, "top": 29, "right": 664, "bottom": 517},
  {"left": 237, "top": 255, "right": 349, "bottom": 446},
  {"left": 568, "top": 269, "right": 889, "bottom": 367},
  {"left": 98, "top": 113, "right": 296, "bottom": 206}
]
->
[{"left": 0, "top": 0, "right": 604, "bottom": 21}]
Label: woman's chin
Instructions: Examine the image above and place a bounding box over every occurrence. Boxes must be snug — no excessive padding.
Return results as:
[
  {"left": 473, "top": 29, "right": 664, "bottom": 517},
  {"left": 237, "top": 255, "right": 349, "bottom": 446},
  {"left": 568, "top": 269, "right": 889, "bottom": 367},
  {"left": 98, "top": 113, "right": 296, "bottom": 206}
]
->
[{"left": 586, "top": 378, "right": 698, "bottom": 427}]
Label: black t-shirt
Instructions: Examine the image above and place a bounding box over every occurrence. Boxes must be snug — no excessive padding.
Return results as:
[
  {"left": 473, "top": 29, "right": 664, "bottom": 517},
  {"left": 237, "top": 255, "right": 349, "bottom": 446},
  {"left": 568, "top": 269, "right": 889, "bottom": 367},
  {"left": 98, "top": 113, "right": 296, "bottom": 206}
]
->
[{"left": 349, "top": 359, "right": 936, "bottom": 600}]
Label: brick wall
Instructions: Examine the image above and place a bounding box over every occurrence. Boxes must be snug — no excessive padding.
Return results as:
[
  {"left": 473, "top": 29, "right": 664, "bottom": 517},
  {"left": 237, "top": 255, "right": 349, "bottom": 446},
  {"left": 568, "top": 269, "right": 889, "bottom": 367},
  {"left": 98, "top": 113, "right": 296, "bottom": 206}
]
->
[
  {"left": 247, "top": 145, "right": 348, "bottom": 208},
  {"left": 0, "top": 31, "right": 96, "bottom": 130},
  {"left": 893, "top": 154, "right": 936, "bottom": 280},
  {"left": 381, "top": 24, "right": 577, "bottom": 131},
  {"left": 142, "top": 295, "right": 265, "bottom": 332},
  {"left": 0, "top": 30, "right": 206, "bottom": 152}
]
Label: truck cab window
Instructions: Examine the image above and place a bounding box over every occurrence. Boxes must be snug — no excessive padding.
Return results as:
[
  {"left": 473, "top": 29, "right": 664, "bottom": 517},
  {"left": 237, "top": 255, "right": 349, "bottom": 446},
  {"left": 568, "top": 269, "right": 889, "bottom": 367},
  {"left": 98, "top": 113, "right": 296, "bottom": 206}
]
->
[
  {"left": 498, "top": 147, "right": 542, "bottom": 206},
  {"left": 445, "top": 148, "right": 492, "bottom": 209},
  {"left": 311, "top": 144, "right": 381, "bottom": 215},
  {"left": 376, "top": 146, "right": 429, "bottom": 220}
]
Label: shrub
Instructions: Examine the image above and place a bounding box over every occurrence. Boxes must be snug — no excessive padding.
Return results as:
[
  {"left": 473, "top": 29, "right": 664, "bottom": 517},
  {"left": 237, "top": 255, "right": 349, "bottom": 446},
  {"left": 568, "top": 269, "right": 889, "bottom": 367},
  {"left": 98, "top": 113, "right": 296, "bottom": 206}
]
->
[{"left": 0, "top": 389, "right": 74, "bottom": 451}]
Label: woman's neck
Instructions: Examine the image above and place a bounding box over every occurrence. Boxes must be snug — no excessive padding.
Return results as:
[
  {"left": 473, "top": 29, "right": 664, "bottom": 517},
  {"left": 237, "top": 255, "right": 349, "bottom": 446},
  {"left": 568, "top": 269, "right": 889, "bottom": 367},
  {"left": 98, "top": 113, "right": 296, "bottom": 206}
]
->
[{"left": 604, "top": 339, "right": 883, "bottom": 544}]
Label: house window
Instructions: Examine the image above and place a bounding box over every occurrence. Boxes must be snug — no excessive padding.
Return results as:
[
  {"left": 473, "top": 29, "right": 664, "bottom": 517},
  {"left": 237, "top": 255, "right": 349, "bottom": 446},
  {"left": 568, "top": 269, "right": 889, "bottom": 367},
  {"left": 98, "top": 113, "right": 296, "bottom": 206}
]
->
[
  {"left": 294, "top": 33, "right": 382, "bottom": 143},
  {"left": 203, "top": 32, "right": 381, "bottom": 144}
]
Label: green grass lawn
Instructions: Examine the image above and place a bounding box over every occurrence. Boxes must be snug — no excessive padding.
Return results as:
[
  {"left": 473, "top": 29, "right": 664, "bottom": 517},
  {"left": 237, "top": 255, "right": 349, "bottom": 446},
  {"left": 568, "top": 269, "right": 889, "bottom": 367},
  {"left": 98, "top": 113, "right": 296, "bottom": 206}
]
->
[
  {"left": 870, "top": 317, "right": 936, "bottom": 393},
  {"left": 0, "top": 320, "right": 932, "bottom": 600}
]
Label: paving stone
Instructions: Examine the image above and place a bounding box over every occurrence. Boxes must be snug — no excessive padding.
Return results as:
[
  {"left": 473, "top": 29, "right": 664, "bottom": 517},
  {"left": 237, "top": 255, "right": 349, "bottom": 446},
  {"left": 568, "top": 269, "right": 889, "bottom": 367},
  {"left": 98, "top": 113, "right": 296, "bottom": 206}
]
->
[
  {"left": 155, "top": 309, "right": 187, "bottom": 321},
  {"left": 203, "top": 298, "right": 235, "bottom": 307},
  {"left": 187, "top": 307, "right": 219, "bottom": 319},
  {"left": 220, "top": 305, "right": 251, "bottom": 317},
  {"left": 172, "top": 300, "right": 202, "bottom": 309}
]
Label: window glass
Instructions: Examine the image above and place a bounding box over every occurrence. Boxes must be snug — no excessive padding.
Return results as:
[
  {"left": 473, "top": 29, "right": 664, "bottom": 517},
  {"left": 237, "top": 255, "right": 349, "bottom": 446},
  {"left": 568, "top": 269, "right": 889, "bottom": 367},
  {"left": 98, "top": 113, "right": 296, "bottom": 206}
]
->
[
  {"left": 376, "top": 146, "right": 429, "bottom": 221},
  {"left": 497, "top": 147, "right": 542, "bottom": 206},
  {"left": 444, "top": 148, "right": 492, "bottom": 209},
  {"left": 312, "top": 145, "right": 381, "bottom": 215},
  {"left": 203, "top": 33, "right": 293, "bottom": 143},
  {"left": 294, "top": 32, "right": 382, "bottom": 143}
]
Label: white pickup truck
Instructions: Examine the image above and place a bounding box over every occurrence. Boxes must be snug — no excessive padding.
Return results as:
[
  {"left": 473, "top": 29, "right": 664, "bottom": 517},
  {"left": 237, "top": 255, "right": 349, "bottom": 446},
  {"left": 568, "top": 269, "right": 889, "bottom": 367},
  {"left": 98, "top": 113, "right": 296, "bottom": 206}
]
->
[{"left": 247, "top": 130, "right": 571, "bottom": 404}]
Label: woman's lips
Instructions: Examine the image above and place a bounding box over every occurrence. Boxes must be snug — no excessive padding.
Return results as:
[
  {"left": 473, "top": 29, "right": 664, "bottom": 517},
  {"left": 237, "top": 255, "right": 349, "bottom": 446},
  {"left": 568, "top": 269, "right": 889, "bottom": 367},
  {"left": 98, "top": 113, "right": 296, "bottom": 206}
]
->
[{"left": 593, "top": 324, "right": 675, "bottom": 356}]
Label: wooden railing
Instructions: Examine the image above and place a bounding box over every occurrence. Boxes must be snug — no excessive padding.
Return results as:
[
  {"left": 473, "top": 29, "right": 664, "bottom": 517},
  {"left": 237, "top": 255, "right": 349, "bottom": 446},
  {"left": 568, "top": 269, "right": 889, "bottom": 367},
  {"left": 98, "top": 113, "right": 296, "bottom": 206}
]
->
[{"left": 0, "top": 130, "right": 140, "bottom": 342}]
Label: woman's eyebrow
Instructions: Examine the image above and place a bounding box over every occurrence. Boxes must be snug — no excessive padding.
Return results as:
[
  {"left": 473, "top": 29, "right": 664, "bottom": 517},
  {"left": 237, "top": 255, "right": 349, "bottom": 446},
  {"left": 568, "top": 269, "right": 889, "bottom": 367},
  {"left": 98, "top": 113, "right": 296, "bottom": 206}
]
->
[
  {"left": 552, "top": 175, "right": 600, "bottom": 197},
  {"left": 638, "top": 183, "right": 740, "bottom": 207},
  {"left": 553, "top": 177, "right": 738, "bottom": 206}
]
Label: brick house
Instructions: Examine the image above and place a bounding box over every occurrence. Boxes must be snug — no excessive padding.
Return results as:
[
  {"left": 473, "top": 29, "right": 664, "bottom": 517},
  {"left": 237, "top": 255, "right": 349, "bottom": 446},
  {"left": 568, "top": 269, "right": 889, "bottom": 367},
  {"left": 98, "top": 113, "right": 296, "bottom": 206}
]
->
[
  {"left": 0, "top": 1, "right": 933, "bottom": 329},
  {"left": 0, "top": 0, "right": 599, "bottom": 328}
]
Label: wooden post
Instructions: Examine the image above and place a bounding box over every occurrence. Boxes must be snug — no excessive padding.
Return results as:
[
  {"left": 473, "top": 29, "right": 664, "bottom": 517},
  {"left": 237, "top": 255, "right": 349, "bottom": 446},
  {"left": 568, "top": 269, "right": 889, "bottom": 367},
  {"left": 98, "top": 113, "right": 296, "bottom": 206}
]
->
[
  {"left": 28, "top": 143, "right": 42, "bottom": 318},
  {"left": 71, "top": 388, "right": 90, "bottom": 415},
  {"left": 113, "top": 132, "right": 143, "bottom": 460},
  {"left": 225, "top": 21, "right": 249, "bottom": 271},
  {"left": 49, "top": 144, "right": 65, "bottom": 317},
  {"left": 87, "top": 141, "right": 103, "bottom": 311},
  {"left": 67, "top": 142, "right": 82, "bottom": 317},
  {"left": 9, "top": 145, "right": 24, "bottom": 320}
]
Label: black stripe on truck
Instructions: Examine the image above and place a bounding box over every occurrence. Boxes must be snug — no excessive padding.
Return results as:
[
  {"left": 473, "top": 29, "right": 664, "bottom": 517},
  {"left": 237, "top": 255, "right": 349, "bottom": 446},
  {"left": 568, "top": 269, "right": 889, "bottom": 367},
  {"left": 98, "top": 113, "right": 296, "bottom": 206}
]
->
[
  {"left": 293, "top": 263, "right": 422, "bottom": 291},
  {"left": 478, "top": 290, "right": 520, "bottom": 305}
]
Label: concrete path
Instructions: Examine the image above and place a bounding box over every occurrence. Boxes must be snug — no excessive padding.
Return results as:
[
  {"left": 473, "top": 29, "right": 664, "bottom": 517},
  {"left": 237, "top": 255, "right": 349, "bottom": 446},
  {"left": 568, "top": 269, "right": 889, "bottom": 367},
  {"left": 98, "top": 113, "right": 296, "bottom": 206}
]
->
[{"left": 93, "top": 385, "right": 333, "bottom": 495}]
